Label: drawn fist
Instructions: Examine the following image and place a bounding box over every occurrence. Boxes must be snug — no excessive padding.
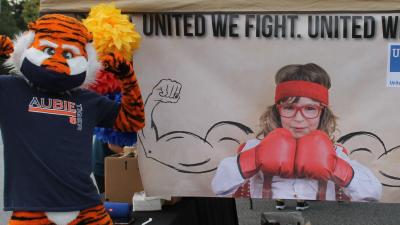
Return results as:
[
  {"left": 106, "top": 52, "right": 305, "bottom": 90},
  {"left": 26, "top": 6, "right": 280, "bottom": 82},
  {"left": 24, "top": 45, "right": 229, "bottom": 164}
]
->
[
  {"left": 152, "top": 79, "right": 182, "bottom": 103},
  {"left": 100, "top": 52, "right": 134, "bottom": 80},
  {"left": 0, "top": 35, "right": 14, "bottom": 58}
]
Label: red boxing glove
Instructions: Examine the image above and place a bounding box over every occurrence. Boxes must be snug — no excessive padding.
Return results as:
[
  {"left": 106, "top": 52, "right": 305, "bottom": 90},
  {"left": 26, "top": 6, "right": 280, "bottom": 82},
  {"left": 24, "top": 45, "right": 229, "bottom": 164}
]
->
[
  {"left": 238, "top": 128, "right": 296, "bottom": 179},
  {"left": 295, "top": 130, "right": 354, "bottom": 187}
]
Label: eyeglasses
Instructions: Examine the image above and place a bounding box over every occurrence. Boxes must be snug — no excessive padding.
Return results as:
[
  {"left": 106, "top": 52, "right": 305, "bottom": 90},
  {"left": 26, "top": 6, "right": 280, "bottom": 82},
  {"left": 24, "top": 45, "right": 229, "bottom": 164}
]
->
[{"left": 277, "top": 104, "right": 324, "bottom": 119}]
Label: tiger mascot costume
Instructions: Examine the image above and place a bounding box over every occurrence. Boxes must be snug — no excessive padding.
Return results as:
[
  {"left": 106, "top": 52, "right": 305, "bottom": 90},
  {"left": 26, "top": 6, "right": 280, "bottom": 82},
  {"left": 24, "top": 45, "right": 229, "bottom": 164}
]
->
[{"left": 0, "top": 14, "right": 144, "bottom": 225}]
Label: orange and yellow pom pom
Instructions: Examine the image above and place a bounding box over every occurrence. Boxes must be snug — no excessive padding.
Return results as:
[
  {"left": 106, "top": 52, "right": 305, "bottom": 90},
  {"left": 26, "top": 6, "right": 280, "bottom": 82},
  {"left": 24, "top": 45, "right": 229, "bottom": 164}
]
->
[{"left": 83, "top": 3, "right": 141, "bottom": 60}]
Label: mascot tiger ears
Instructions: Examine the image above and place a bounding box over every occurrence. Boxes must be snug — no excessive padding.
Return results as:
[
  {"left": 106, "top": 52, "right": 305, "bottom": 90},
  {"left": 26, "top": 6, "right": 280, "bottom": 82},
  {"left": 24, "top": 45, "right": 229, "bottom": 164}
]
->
[{"left": 3, "top": 14, "right": 100, "bottom": 92}]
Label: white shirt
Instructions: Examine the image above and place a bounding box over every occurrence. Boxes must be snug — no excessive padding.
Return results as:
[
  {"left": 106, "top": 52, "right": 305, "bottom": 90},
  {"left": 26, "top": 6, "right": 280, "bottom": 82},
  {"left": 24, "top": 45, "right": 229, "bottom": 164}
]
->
[{"left": 211, "top": 139, "right": 382, "bottom": 201}]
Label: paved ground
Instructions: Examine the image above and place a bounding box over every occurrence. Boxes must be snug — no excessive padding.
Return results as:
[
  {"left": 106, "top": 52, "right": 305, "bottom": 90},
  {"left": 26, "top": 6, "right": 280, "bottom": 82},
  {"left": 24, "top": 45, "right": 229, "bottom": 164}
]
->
[
  {"left": 2, "top": 138, "right": 400, "bottom": 225},
  {"left": 236, "top": 198, "right": 400, "bottom": 225}
]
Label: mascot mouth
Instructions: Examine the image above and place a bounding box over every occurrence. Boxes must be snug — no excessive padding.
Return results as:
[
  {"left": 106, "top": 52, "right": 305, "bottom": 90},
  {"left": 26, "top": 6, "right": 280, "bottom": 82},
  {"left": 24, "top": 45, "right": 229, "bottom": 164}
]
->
[{"left": 21, "top": 58, "right": 86, "bottom": 92}]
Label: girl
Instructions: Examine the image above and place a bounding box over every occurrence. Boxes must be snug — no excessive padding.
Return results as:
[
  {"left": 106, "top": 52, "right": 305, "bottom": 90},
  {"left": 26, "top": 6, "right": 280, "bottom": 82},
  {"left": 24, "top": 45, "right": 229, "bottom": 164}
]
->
[{"left": 211, "top": 63, "right": 382, "bottom": 210}]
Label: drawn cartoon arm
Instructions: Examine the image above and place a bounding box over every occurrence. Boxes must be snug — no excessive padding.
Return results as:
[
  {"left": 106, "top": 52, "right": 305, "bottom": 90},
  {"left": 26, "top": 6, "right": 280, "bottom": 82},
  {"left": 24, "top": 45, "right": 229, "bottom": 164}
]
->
[
  {"left": 338, "top": 131, "right": 400, "bottom": 189},
  {"left": 137, "top": 78, "right": 254, "bottom": 174},
  {"left": 101, "top": 52, "right": 145, "bottom": 132},
  {"left": 139, "top": 79, "right": 182, "bottom": 143}
]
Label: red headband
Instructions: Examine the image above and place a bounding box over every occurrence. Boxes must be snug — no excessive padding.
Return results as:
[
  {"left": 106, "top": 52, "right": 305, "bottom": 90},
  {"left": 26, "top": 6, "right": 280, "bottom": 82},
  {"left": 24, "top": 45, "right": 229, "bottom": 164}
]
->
[{"left": 275, "top": 80, "right": 329, "bottom": 105}]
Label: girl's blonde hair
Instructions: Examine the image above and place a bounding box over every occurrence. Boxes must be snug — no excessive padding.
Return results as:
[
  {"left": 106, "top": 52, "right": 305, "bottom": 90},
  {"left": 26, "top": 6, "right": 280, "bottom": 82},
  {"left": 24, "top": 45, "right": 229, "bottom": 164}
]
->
[{"left": 258, "top": 63, "right": 337, "bottom": 139}]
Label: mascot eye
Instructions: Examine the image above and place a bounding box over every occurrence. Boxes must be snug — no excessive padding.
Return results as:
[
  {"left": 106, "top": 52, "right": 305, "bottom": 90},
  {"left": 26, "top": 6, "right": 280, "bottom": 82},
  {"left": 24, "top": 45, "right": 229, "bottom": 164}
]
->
[
  {"left": 43, "top": 47, "right": 55, "bottom": 56},
  {"left": 62, "top": 51, "right": 73, "bottom": 59}
]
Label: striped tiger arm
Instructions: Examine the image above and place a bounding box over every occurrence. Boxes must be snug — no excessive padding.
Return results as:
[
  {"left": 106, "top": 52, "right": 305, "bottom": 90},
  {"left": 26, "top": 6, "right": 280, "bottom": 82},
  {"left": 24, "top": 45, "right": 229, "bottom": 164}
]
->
[
  {"left": 0, "top": 35, "right": 14, "bottom": 74},
  {"left": 113, "top": 72, "right": 145, "bottom": 132},
  {"left": 0, "top": 35, "right": 13, "bottom": 58},
  {"left": 102, "top": 52, "right": 145, "bottom": 132}
]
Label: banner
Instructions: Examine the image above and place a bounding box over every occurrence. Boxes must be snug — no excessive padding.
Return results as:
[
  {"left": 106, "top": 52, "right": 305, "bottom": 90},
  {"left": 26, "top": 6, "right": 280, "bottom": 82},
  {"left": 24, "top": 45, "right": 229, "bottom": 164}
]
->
[
  {"left": 133, "top": 12, "right": 400, "bottom": 203},
  {"left": 40, "top": 0, "right": 400, "bottom": 13}
]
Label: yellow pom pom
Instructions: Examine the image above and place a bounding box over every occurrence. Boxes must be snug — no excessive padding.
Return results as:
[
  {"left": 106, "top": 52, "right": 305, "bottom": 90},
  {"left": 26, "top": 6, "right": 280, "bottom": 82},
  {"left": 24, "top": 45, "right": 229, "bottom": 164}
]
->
[{"left": 83, "top": 3, "right": 141, "bottom": 60}]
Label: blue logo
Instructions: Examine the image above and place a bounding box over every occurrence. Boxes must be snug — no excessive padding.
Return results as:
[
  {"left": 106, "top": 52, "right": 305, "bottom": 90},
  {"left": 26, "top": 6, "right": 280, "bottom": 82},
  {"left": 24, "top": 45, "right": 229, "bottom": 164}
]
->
[{"left": 390, "top": 45, "right": 400, "bottom": 72}]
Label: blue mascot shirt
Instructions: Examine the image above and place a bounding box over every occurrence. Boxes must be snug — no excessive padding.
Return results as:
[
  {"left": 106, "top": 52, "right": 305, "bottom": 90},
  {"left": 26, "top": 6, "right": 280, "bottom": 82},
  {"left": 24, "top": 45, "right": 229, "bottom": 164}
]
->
[{"left": 0, "top": 75, "right": 120, "bottom": 211}]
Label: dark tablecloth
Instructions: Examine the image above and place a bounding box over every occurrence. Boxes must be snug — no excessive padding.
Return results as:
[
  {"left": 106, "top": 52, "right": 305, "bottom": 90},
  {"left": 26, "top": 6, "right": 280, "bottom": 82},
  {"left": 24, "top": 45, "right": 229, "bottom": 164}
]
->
[{"left": 114, "top": 197, "right": 239, "bottom": 225}]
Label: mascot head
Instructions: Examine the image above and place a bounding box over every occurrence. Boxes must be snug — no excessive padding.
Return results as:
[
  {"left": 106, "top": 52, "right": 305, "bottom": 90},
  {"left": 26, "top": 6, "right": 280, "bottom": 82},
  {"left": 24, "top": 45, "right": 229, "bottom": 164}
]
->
[{"left": 7, "top": 14, "right": 100, "bottom": 92}]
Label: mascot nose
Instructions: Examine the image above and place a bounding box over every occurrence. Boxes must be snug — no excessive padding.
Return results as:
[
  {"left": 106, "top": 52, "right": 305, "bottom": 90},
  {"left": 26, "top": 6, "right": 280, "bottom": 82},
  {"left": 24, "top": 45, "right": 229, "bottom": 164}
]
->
[{"left": 41, "top": 55, "right": 71, "bottom": 75}]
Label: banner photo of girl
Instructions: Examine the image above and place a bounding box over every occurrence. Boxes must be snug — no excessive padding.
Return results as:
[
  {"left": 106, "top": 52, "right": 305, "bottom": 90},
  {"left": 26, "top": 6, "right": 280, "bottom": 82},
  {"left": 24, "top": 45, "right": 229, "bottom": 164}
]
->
[{"left": 132, "top": 13, "right": 400, "bottom": 203}]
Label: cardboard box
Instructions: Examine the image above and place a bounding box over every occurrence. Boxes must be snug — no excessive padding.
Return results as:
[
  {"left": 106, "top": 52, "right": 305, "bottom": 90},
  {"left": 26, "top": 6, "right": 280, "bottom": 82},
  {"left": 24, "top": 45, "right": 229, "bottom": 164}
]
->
[{"left": 105, "top": 154, "right": 144, "bottom": 203}]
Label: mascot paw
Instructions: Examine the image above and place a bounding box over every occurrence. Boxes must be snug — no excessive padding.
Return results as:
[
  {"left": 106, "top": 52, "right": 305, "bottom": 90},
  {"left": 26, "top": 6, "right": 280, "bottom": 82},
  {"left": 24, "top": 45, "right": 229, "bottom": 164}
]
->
[
  {"left": 101, "top": 52, "right": 134, "bottom": 80},
  {"left": 0, "top": 35, "right": 14, "bottom": 58}
]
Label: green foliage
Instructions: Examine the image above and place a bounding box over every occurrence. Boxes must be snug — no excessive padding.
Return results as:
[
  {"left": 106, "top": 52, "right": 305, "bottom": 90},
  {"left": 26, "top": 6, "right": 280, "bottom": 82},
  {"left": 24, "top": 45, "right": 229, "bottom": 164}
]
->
[
  {"left": 8, "top": 0, "right": 26, "bottom": 31},
  {"left": 0, "top": 0, "right": 40, "bottom": 37},
  {"left": 0, "top": 0, "right": 19, "bottom": 37},
  {"left": 22, "top": 0, "right": 39, "bottom": 24}
]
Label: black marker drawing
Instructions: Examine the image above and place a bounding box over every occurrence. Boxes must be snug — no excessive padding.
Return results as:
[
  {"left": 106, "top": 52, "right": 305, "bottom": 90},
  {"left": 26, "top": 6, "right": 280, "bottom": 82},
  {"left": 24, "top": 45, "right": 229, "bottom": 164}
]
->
[
  {"left": 338, "top": 131, "right": 400, "bottom": 188},
  {"left": 138, "top": 79, "right": 254, "bottom": 174}
]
